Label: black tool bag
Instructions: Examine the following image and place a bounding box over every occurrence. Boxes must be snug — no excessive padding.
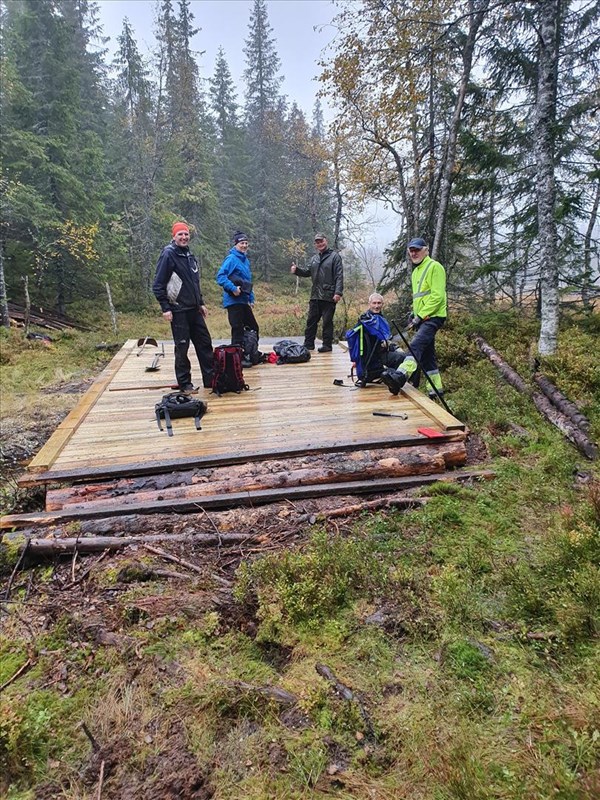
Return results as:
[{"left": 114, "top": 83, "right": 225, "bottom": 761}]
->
[
  {"left": 242, "top": 327, "right": 263, "bottom": 365},
  {"left": 155, "top": 393, "right": 207, "bottom": 436},
  {"left": 273, "top": 339, "right": 311, "bottom": 364}
]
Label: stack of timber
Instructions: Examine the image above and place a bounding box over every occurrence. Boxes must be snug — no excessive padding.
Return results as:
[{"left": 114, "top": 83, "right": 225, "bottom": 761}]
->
[{"left": 7, "top": 302, "right": 91, "bottom": 331}]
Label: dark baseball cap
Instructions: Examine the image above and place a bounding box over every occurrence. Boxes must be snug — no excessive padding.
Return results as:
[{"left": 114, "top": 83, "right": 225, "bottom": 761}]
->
[
  {"left": 314, "top": 232, "right": 327, "bottom": 241},
  {"left": 408, "top": 237, "right": 427, "bottom": 249}
]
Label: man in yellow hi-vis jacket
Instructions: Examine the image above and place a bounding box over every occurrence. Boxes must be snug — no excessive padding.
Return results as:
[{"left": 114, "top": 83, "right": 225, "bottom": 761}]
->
[{"left": 381, "top": 237, "right": 447, "bottom": 398}]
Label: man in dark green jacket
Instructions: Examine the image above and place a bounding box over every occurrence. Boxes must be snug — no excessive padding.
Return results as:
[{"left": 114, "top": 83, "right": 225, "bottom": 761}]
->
[
  {"left": 381, "top": 237, "right": 447, "bottom": 397},
  {"left": 291, "top": 233, "right": 343, "bottom": 353}
]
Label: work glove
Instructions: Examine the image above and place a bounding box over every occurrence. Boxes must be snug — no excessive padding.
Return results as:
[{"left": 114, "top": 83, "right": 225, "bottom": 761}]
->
[{"left": 408, "top": 315, "right": 422, "bottom": 330}]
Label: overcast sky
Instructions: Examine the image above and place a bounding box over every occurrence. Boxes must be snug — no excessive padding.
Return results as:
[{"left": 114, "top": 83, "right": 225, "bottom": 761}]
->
[
  {"left": 96, "top": 0, "right": 338, "bottom": 117},
  {"left": 96, "top": 0, "right": 399, "bottom": 252}
]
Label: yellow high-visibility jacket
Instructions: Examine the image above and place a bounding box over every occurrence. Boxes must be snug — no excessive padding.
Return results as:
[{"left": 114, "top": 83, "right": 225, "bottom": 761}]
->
[{"left": 411, "top": 256, "right": 447, "bottom": 319}]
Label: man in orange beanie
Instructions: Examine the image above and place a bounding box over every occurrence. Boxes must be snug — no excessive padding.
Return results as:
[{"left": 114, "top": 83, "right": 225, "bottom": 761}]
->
[{"left": 152, "top": 222, "right": 213, "bottom": 393}]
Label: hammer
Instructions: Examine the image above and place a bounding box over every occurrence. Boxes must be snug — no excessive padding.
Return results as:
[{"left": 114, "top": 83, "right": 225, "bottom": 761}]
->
[{"left": 373, "top": 411, "right": 408, "bottom": 420}]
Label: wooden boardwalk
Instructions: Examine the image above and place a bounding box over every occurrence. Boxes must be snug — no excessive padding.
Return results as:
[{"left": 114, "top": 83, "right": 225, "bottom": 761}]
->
[{"left": 19, "top": 338, "right": 464, "bottom": 487}]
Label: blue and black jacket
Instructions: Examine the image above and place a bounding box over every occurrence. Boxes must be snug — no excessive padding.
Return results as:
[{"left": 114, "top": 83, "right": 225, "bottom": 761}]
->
[{"left": 216, "top": 247, "right": 255, "bottom": 308}]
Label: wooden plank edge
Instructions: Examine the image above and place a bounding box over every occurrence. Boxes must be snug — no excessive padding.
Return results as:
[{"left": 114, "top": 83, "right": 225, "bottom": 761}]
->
[
  {"left": 16, "top": 432, "right": 467, "bottom": 487},
  {"left": 27, "top": 340, "right": 137, "bottom": 472},
  {"left": 401, "top": 384, "right": 465, "bottom": 431},
  {"left": 2, "top": 469, "right": 494, "bottom": 529}
]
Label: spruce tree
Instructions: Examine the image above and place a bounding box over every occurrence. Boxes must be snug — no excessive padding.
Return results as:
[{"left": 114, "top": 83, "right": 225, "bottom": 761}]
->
[
  {"left": 242, "top": 0, "right": 284, "bottom": 278},
  {"left": 209, "top": 47, "right": 252, "bottom": 243},
  {"left": 1, "top": 0, "right": 110, "bottom": 313},
  {"left": 154, "top": 0, "right": 223, "bottom": 267}
]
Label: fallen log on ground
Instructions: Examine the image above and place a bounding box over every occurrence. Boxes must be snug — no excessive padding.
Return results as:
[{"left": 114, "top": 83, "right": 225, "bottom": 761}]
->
[
  {"left": 533, "top": 373, "right": 591, "bottom": 433},
  {"left": 7, "top": 302, "right": 91, "bottom": 331},
  {"left": 301, "top": 494, "right": 427, "bottom": 520},
  {"left": 13, "top": 532, "right": 255, "bottom": 558},
  {"left": 46, "top": 443, "right": 466, "bottom": 512},
  {"left": 473, "top": 335, "right": 598, "bottom": 460},
  {"left": 5, "top": 492, "right": 428, "bottom": 543},
  {"left": 1, "top": 469, "right": 494, "bottom": 530}
]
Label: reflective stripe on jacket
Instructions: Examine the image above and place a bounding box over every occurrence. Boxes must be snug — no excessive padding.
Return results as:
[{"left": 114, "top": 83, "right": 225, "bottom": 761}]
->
[{"left": 411, "top": 256, "right": 447, "bottom": 319}]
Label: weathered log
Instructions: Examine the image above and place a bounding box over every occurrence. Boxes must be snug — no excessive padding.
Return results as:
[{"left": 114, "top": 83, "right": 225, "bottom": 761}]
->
[
  {"left": 45, "top": 443, "right": 466, "bottom": 512},
  {"left": 15, "top": 532, "right": 255, "bottom": 559},
  {"left": 7, "top": 492, "right": 424, "bottom": 544},
  {"left": 533, "top": 373, "right": 591, "bottom": 432},
  {"left": 474, "top": 335, "right": 598, "bottom": 460},
  {"left": 2, "top": 469, "right": 494, "bottom": 530},
  {"left": 18, "top": 432, "right": 466, "bottom": 488}
]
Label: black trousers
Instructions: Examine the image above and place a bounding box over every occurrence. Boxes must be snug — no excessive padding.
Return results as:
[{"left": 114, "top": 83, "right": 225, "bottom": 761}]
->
[
  {"left": 171, "top": 309, "right": 214, "bottom": 389},
  {"left": 303, "top": 299, "right": 336, "bottom": 348},
  {"left": 227, "top": 303, "right": 259, "bottom": 347}
]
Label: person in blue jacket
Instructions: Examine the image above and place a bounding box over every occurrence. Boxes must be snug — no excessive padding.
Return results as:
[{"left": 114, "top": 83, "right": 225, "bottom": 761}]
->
[{"left": 216, "top": 231, "right": 259, "bottom": 355}]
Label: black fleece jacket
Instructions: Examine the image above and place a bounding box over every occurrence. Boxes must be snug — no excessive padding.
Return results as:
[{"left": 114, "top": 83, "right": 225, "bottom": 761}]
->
[{"left": 152, "top": 242, "right": 204, "bottom": 313}]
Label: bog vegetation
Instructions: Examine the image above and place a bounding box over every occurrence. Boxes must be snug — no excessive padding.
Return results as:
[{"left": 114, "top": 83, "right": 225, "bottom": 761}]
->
[
  {"left": 1, "top": 0, "right": 599, "bottom": 796},
  {"left": 0, "top": 292, "right": 599, "bottom": 799}
]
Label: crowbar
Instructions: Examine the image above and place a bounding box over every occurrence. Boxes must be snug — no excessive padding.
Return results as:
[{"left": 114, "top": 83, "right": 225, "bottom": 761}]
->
[{"left": 137, "top": 336, "right": 158, "bottom": 356}]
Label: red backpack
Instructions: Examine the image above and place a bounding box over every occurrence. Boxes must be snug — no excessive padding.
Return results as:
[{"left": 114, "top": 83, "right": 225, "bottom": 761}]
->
[{"left": 211, "top": 345, "right": 249, "bottom": 396}]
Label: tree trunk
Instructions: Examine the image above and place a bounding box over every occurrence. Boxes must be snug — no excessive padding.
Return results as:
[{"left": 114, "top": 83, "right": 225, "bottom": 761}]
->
[
  {"left": 533, "top": 373, "right": 591, "bottom": 432},
  {"left": 582, "top": 179, "right": 599, "bottom": 309},
  {"left": 22, "top": 275, "right": 31, "bottom": 336},
  {"left": 432, "top": 0, "right": 489, "bottom": 260},
  {"left": 474, "top": 335, "right": 598, "bottom": 459},
  {"left": 0, "top": 238, "right": 10, "bottom": 328},
  {"left": 105, "top": 281, "right": 118, "bottom": 335},
  {"left": 535, "top": 0, "right": 561, "bottom": 355}
]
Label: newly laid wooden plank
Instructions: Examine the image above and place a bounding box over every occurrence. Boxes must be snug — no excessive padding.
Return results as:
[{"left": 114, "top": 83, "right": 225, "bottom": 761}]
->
[
  {"left": 401, "top": 384, "right": 465, "bottom": 431},
  {"left": 21, "top": 339, "right": 466, "bottom": 484},
  {"left": 27, "top": 339, "right": 137, "bottom": 472},
  {"left": 3, "top": 469, "right": 494, "bottom": 528}
]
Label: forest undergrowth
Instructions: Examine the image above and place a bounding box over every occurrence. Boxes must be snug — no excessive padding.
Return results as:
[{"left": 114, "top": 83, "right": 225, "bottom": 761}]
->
[{"left": 0, "top": 293, "right": 599, "bottom": 799}]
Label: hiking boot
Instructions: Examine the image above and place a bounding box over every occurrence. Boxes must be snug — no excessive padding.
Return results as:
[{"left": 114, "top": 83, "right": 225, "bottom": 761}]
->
[
  {"left": 317, "top": 345, "right": 332, "bottom": 353},
  {"left": 428, "top": 390, "right": 444, "bottom": 401},
  {"left": 303, "top": 343, "right": 315, "bottom": 351},
  {"left": 380, "top": 369, "right": 407, "bottom": 396},
  {"left": 181, "top": 384, "right": 198, "bottom": 394},
  {"left": 241, "top": 359, "right": 253, "bottom": 369}
]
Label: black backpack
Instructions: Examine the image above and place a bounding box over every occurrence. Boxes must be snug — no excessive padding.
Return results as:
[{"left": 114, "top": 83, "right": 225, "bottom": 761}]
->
[
  {"left": 242, "top": 327, "right": 263, "bottom": 365},
  {"left": 155, "top": 393, "right": 207, "bottom": 436},
  {"left": 273, "top": 340, "right": 312, "bottom": 364},
  {"left": 211, "top": 345, "right": 249, "bottom": 395}
]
